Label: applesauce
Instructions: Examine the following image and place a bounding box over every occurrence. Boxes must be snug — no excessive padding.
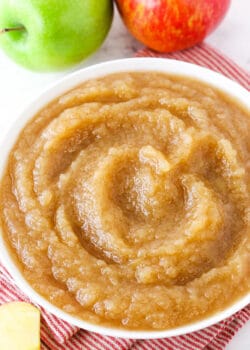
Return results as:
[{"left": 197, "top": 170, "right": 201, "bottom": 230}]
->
[{"left": 0, "top": 72, "right": 249, "bottom": 330}]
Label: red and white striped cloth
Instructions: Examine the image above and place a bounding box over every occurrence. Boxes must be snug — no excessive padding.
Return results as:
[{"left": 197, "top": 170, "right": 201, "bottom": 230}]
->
[
  {"left": 135, "top": 42, "right": 249, "bottom": 90},
  {"left": 1, "top": 42, "right": 249, "bottom": 349}
]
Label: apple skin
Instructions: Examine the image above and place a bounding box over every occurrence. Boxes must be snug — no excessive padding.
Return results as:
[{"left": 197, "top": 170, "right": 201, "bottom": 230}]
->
[
  {"left": 0, "top": 0, "right": 113, "bottom": 71},
  {"left": 116, "top": 0, "right": 231, "bottom": 52}
]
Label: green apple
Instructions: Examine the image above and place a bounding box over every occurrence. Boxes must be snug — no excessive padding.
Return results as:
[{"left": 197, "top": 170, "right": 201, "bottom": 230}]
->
[{"left": 0, "top": 0, "right": 113, "bottom": 71}]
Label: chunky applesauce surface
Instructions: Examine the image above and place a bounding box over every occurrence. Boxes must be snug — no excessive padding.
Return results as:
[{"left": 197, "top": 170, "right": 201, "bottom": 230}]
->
[{"left": 0, "top": 72, "right": 249, "bottom": 330}]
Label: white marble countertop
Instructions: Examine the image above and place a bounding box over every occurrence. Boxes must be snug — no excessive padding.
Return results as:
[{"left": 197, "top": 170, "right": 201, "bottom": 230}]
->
[{"left": 0, "top": 0, "right": 249, "bottom": 348}]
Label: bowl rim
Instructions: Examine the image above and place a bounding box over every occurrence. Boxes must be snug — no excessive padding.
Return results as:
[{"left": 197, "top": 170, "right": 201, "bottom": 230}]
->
[{"left": 0, "top": 57, "right": 249, "bottom": 339}]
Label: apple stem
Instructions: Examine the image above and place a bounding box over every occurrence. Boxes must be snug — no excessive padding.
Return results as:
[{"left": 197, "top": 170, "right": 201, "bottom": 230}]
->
[{"left": 0, "top": 26, "right": 25, "bottom": 34}]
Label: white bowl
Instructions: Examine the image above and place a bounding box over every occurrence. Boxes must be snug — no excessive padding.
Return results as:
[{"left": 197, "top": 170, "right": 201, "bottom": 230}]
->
[{"left": 0, "top": 58, "right": 249, "bottom": 339}]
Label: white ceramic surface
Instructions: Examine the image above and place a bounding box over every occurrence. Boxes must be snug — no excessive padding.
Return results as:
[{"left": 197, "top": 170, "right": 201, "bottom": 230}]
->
[{"left": 0, "top": 58, "right": 249, "bottom": 339}]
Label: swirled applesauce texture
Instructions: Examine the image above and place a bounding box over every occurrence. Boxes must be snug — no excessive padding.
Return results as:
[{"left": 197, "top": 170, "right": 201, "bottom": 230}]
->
[{"left": 0, "top": 72, "right": 250, "bottom": 330}]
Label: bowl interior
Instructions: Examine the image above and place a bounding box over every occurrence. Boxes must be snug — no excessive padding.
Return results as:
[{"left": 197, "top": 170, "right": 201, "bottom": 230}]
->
[{"left": 0, "top": 58, "right": 249, "bottom": 339}]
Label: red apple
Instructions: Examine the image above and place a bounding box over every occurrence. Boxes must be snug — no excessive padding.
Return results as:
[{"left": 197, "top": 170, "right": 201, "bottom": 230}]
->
[{"left": 116, "top": 0, "right": 231, "bottom": 52}]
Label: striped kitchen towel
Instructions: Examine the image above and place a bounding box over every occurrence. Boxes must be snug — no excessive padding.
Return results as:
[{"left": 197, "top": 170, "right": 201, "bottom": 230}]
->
[
  {"left": 135, "top": 42, "right": 249, "bottom": 90},
  {"left": 1, "top": 42, "right": 250, "bottom": 349}
]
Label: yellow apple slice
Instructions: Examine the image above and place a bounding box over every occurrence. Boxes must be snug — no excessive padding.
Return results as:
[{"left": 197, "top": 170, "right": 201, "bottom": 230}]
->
[{"left": 0, "top": 301, "right": 40, "bottom": 350}]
